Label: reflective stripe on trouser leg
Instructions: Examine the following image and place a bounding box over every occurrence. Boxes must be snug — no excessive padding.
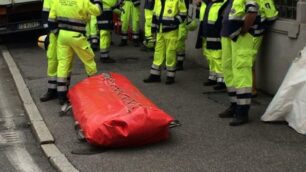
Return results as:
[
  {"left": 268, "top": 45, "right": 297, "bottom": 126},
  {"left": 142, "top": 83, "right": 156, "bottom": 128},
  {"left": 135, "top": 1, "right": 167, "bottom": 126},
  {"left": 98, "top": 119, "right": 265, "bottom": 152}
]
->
[
  {"left": 216, "top": 73, "right": 224, "bottom": 83},
  {"left": 177, "top": 53, "right": 185, "bottom": 62},
  {"left": 121, "top": 1, "right": 132, "bottom": 40},
  {"left": 205, "top": 48, "right": 222, "bottom": 81},
  {"left": 57, "top": 77, "right": 67, "bottom": 99},
  {"left": 222, "top": 37, "right": 234, "bottom": 87},
  {"left": 167, "top": 66, "right": 176, "bottom": 78},
  {"left": 132, "top": 5, "right": 140, "bottom": 39},
  {"left": 227, "top": 87, "right": 237, "bottom": 104},
  {"left": 100, "top": 30, "right": 111, "bottom": 59},
  {"left": 236, "top": 87, "right": 252, "bottom": 115},
  {"left": 48, "top": 76, "right": 57, "bottom": 89},
  {"left": 150, "top": 64, "right": 161, "bottom": 76},
  {"left": 208, "top": 71, "right": 217, "bottom": 81}
]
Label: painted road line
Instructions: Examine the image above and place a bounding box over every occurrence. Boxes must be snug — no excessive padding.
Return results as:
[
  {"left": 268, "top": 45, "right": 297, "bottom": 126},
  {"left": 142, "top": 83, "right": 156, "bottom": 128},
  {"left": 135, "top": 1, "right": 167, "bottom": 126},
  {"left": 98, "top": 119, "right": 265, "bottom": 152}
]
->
[{"left": 1, "top": 46, "right": 79, "bottom": 172}]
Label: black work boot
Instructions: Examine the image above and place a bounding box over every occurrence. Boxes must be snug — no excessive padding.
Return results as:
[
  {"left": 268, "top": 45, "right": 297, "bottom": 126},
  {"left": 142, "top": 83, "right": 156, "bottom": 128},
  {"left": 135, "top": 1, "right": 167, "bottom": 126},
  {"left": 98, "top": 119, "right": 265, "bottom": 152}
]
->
[
  {"left": 100, "top": 57, "right": 116, "bottom": 63},
  {"left": 58, "top": 96, "right": 68, "bottom": 106},
  {"left": 143, "top": 74, "right": 161, "bottom": 83},
  {"left": 213, "top": 82, "right": 226, "bottom": 90},
  {"left": 118, "top": 39, "right": 127, "bottom": 47},
  {"left": 219, "top": 104, "right": 235, "bottom": 118},
  {"left": 176, "top": 61, "right": 184, "bottom": 71},
  {"left": 165, "top": 77, "right": 175, "bottom": 85},
  {"left": 133, "top": 39, "right": 140, "bottom": 47},
  {"left": 229, "top": 108, "right": 249, "bottom": 126},
  {"left": 40, "top": 89, "right": 57, "bottom": 102},
  {"left": 203, "top": 79, "right": 217, "bottom": 86}
]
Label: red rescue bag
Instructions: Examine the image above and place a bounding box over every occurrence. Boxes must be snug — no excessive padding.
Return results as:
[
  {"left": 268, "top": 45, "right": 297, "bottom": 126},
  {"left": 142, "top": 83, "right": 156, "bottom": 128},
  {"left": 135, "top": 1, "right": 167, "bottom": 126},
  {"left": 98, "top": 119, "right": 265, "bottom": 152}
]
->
[{"left": 68, "top": 73, "right": 174, "bottom": 147}]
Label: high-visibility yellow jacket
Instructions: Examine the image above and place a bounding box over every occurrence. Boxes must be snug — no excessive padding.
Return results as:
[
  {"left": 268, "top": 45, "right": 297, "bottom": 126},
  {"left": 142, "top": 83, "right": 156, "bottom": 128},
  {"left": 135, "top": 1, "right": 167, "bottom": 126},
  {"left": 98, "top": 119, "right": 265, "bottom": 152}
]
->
[
  {"left": 48, "top": 0, "right": 102, "bottom": 34},
  {"left": 152, "top": 0, "right": 187, "bottom": 33}
]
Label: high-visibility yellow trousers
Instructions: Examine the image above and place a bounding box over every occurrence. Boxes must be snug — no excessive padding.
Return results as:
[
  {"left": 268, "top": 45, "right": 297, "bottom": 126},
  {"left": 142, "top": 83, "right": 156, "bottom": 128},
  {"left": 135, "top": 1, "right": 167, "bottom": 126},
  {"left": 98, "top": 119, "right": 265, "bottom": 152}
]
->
[
  {"left": 57, "top": 30, "right": 97, "bottom": 97},
  {"left": 150, "top": 29, "right": 178, "bottom": 78},
  {"left": 121, "top": 1, "right": 140, "bottom": 40}
]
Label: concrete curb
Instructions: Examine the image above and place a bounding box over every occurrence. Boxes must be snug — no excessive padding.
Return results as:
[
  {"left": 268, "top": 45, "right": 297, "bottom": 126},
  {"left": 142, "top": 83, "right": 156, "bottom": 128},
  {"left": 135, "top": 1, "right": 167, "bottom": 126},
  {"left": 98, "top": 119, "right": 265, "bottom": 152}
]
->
[{"left": 1, "top": 46, "right": 79, "bottom": 172}]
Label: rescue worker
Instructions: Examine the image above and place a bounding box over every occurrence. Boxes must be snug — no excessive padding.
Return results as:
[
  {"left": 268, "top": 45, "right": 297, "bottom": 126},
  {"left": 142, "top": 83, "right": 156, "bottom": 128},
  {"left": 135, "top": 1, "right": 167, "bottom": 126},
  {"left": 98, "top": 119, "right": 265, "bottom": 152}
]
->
[
  {"left": 98, "top": 0, "right": 118, "bottom": 63},
  {"left": 118, "top": 0, "right": 141, "bottom": 47},
  {"left": 142, "top": 0, "right": 155, "bottom": 51},
  {"left": 195, "top": 0, "right": 227, "bottom": 90},
  {"left": 48, "top": 0, "right": 102, "bottom": 105},
  {"left": 40, "top": 0, "right": 59, "bottom": 102},
  {"left": 143, "top": 0, "right": 187, "bottom": 84},
  {"left": 86, "top": 15, "right": 99, "bottom": 51},
  {"left": 218, "top": 0, "right": 278, "bottom": 125},
  {"left": 176, "top": 0, "right": 190, "bottom": 71}
]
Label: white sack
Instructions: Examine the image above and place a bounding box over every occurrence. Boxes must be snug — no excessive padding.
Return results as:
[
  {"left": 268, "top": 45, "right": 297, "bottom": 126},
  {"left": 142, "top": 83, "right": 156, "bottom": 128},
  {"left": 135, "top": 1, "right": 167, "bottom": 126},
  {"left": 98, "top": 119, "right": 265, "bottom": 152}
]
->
[{"left": 261, "top": 47, "right": 306, "bottom": 135}]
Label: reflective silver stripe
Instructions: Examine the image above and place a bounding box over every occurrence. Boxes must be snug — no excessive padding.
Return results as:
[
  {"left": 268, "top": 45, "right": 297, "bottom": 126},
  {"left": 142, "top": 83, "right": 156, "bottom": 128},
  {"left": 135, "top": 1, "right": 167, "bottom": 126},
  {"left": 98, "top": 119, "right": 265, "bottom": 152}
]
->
[
  {"left": 206, "top": 37, "right": 221, "bottom": 42},
  {"left": 151, "top": 64, "right": 160, "bottom": 70},
  {"left": 227, "top": 87, "right": 236, "bottom": 92},
  {"left": 167, "top": 66, "right": 176, "bottom": 71},
  {"left": 236, "top": 87, "right": 252, "bottom": 94},
  {"left": 180, "top": 12, "right": 187, "bottom": 15},
  {"left": 207, "top": 20, "right": 215, "bottom": 24},
  {"left": 91, "top": 39, "right": 98, "bottom": 43},
  {"left": 121, "top": 35, "right": 128, "bottom": 39},
  {"left": 246, "top": 1, "right": 258, "bottom": 7},
  {"left": 254, "top": 29, "right": 264, "bottom": 34},
  {"left": 247, "top": 7, "right": 258, "bottom": 13},
  {"left": 48, "top": 84, "right": 57, "bottom": 89},
  {"left": 176, "top": 16, "right": 182, "bottom": 23},
  {"left": 177, "top": 55, "right": 185, "bottom": 61},
  {"left": 48, "top": 76, "right": 57, "bottom": 81},
  {"left": 230, "top": 97, "right": 237, "bottom": 103},
  {"left": 58, "top": 23, "right": 86, "bottom": 32},
  {"left": 57, "top": 86, "right": 67, "bottom": 92},
  {"left": 229, "top": 28, "right": 241, "bottom": 39},
  {"left": 57, "top": 17, "right": 86, "bottom": 25},
  {"left": 43, "top": 23, "right": 49, "bottom": 28},
  {"left": 98, "top": 20, "right": 110, "bottom": 24},
  {"left": 217, "top": 77, "right": 224, "bottom": 83},
  {"left": 100, "top": 53, "right": 109, "bottom": 58},
  {"left": 57, "top": 77, "right": 67, "bottom": 82},
  {"left": 152, "top": 23, "right": 158, "bottom": 28},
  {"left": 208, "top": 75, "right": 216, "bottom": 80},
  {"left": 163, "top": 16, "right": 175, "bottom": 21},
  {"left": 100, "top": 48, "right": 109, "bottom": 53},
  {"left": 167, "top": 71, "right": 175, "bottom": 77},
  {"left": 132, "top": 35, "right": 139, "bottom": 39},
  {"left": 48, "top": 18, "right": 57, "bottom": 22},
  {"left": 43, "top": 8, "right": 50, "bottom": 12},
  {"left": 228, "top": 16, "right": 243, "bottom": 20},
  {"left": 150, "top": 69, "right": 161, "bottom": 75},
  {"left": 237, "top": 98, "right": 251, "bottom": 105}
]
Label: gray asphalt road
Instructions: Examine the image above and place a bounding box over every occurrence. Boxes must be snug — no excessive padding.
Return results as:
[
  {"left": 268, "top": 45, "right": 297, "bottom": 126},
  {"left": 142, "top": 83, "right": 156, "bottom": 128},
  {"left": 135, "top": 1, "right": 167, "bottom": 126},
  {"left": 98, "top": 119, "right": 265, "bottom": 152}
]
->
[
  {"left": 3, "top": 31, "right": 306, "bottom": 172},
  {"left": 0, "top": 50, "right": 55, "bottom": 172}
]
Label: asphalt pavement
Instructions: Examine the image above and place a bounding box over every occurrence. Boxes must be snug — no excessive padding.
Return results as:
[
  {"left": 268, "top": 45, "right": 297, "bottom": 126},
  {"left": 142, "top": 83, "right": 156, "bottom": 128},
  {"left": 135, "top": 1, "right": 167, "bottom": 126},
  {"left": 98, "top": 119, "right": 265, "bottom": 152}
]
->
[
  {"left": 0, "top": 48, "right": 55, "bottom": 172},
  {"left": 3, "top": 32, "right": 306, "bottom": 172}
]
